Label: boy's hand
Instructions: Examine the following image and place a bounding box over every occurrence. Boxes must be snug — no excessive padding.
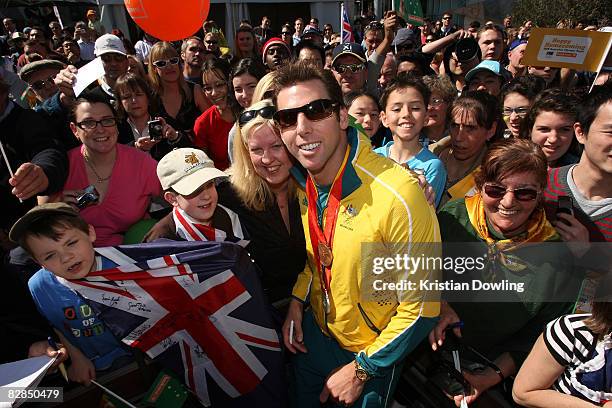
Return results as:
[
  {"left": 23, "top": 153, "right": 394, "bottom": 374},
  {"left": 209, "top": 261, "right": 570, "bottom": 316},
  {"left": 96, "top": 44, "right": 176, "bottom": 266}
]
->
[
  {"left": 28, "top": 340, "right": 68, "bottom": 365},
  {"left": 68, "top": 354, "right": 96, "bottom": 386}
]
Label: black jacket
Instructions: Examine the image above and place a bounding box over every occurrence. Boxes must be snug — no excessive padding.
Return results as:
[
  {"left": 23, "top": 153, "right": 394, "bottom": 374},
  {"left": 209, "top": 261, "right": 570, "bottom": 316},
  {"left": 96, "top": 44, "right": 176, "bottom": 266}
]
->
[{"left": 0, "top": 101, "right": 68, "bottom": 230}]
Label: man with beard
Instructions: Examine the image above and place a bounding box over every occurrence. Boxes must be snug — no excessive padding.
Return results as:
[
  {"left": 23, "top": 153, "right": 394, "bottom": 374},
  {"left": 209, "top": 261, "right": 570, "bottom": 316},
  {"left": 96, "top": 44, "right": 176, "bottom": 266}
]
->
[
  {"left": 262, "top": 37, "right": 291, "bottom": 71},
  {"left": 181, "top": 36, "right": 206, "bottom": 86}
]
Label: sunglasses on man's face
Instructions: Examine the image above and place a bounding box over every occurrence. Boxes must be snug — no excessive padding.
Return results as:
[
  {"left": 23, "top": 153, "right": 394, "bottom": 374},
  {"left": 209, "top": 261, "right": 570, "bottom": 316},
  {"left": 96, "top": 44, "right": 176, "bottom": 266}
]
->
[
  {"left": 274, "top": 99, "right": 338, "bottom": 129},
  {"left": 238, "top": 106, "right": 276, "bottom": 127},
  {"left": 483, "top": 183, "right": 539, "bottom": 201},
  {"left": 333, "top": 63, "right": 365, "bottom": 74},
  {"left": 152, "top": 56, "right": 180, "bottom": 68},
  {"left": 30, "top": 75, "right": 56, "bottom": 91}
]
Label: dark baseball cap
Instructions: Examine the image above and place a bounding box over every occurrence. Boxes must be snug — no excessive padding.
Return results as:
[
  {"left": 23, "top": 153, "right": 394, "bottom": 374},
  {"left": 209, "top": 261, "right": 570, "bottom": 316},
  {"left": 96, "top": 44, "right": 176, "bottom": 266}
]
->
[
  {"left": 301, "top": 26, "right": 323, "bottom": 40},
  {"left": 331, "top": 42, "right": 366, "bottom": 65},
  {"left": 9, "top": 203, "right": 80, "bottom": 243},
  {"left": 392, "top": 28, "right": 419, "bottom": 47}
]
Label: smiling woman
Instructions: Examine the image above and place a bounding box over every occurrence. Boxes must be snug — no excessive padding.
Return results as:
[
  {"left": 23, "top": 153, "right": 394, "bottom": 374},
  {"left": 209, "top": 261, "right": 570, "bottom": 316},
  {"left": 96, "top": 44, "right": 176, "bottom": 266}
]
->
[
  {"left": 193, "top": 57, "right": 237, "bottom": 170},
  {"left": 50, "top": 92, "right": 161, "bottom": 246},
  {"left": 224, "top": 99, "right": 305, "bottom": 303},
  {"left": 433, "top": 138, "right": 580, "bottom": 406}
]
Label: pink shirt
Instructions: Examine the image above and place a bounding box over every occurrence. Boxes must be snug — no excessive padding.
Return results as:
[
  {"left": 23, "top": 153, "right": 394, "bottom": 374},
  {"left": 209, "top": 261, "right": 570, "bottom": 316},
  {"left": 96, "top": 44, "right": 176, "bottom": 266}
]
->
[{"left": 64, "top": 144, "right": 161, "bottom": 246}]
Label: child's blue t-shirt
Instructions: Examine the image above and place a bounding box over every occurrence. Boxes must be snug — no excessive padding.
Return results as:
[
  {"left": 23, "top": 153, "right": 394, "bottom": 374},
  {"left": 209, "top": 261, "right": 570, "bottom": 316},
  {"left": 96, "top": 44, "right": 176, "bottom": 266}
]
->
[
  {"left": 374, "top": 140, "right": 448, "bottom": 208},
  {"left": 28, "top": 257, "right": 132, "bottom": 370}
]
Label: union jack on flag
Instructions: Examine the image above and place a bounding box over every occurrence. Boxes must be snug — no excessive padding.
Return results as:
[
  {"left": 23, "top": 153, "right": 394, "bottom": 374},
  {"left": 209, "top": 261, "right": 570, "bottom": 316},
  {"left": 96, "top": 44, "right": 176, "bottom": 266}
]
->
[
  {"left": 341, "top": 2, "right": 354, "bottom": 43},
  {"left": 59, "top": 240, "right": 285, "bottom": 407}
]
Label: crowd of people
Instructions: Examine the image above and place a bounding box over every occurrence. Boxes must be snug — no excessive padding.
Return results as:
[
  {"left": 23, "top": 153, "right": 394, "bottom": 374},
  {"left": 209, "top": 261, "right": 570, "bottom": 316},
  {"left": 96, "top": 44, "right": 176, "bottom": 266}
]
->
[{"left": 1, "top": 5, "right": 611, "bottom": 408}]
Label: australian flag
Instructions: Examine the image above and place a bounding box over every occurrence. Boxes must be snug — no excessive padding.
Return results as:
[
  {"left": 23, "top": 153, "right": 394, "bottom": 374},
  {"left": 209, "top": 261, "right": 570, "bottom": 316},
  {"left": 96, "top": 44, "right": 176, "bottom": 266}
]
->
[
  {"left": 59, "top": 240, "right": 285, "bottom": 407},
  {"left": 341, "top": 1, "right": 354, "bottom": 43}
]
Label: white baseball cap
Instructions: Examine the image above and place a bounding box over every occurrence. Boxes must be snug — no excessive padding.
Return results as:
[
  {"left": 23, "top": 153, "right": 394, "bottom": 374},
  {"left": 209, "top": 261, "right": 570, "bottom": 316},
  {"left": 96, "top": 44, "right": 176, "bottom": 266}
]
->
[
  {"left": 157, "top": 148, "right": 226, "bottom": 195},
  {"left": 94, "top": 34, "right": 127, "bottom": 57}
]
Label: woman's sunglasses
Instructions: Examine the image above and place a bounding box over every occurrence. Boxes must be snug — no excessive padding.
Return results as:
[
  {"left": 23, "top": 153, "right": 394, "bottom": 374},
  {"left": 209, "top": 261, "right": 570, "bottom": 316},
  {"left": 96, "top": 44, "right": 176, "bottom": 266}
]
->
[
  {"left": 152, "top": 57, "right": 180, "bottom": 68},
  {"left": 483, "top": 184, "right": 539, "bottom": 201},
  {"left": 273, "top": 99, "right": 338, "bottom": 129},
  {"left": 238, "top": 106, "right": 276, "bottom": 127}
]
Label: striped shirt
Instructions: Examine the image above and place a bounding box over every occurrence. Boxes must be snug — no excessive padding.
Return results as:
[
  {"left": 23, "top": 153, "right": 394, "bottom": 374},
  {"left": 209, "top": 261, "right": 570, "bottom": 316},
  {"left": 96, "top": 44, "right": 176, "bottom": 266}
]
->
[{"left": 543, "top": 314, "right": 612, "bottom": 404}]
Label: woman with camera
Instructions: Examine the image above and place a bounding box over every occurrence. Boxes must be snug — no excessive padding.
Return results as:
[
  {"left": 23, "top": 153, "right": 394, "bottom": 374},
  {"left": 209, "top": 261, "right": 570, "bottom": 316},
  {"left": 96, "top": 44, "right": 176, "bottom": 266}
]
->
[
  {"left": 147, "top": 42, "right": 200, "bottom": 142},
  {"left": 431, "top": 139, "right": 580, "bottom": 407},
  {"left": 114, "top": 73, "right": 191, "bottom": 161},
  {"left": 50, "top": 92, "right": 161, "bottom": 246}
]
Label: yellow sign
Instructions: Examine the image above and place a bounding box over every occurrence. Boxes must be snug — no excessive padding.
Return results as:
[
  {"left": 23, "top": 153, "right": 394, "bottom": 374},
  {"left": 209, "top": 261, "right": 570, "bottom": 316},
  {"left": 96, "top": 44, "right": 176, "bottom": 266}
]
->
[{"left": 523, "top": 28, "right": 612, "bottom": 72}]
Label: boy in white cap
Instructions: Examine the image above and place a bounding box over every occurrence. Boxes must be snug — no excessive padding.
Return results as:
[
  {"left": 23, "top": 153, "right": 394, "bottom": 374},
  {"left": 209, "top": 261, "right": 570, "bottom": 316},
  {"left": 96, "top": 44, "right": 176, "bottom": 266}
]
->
[{"left": 157, "top": 148, "right": 248, "bottom": 242}]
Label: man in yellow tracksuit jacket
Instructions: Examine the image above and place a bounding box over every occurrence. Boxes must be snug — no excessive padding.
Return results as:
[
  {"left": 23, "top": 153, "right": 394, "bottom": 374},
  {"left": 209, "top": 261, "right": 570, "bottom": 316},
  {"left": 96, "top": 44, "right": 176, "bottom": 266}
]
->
[{"left": 274, "top": 62, "right": 441, "bottom": 407}]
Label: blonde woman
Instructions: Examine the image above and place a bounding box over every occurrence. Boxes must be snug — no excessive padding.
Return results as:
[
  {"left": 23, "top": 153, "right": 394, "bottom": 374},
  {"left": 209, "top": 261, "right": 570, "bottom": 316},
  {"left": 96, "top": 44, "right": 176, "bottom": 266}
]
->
[
  {"left": 224, "top": 99, "right": 304, "bottom": 305},
  {"left": 147, "top": 41, "right": 199, "bottom": 141},
  {"left": 227, "top": 71, "right": 276, "bottom": 163}
]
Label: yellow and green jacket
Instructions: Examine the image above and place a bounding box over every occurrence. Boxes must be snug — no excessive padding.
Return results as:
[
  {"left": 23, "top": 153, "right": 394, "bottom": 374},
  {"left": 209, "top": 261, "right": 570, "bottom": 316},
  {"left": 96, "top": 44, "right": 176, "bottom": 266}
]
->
[{"left": 291, "top": 127, "right": 441, "bottom": 376}]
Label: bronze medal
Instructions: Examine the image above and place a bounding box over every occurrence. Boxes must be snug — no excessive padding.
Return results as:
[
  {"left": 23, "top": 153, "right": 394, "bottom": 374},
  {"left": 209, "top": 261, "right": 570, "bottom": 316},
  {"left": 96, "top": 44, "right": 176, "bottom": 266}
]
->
[{"left": 318, "top": 242, "right": 333, "bottom": 267}]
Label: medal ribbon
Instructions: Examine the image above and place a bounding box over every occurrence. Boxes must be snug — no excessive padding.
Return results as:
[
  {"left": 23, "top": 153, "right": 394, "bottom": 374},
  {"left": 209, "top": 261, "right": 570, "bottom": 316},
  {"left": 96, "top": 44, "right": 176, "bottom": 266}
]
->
[{"left": 306, "top": 147, "right": 350, "bottom": 302}]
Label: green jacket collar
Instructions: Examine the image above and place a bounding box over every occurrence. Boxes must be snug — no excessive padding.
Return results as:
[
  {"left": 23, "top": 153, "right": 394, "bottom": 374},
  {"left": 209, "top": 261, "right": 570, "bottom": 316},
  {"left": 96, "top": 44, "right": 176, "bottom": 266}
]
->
[{"left": 290, "top": 126, "right": 363, "bottom": 199}]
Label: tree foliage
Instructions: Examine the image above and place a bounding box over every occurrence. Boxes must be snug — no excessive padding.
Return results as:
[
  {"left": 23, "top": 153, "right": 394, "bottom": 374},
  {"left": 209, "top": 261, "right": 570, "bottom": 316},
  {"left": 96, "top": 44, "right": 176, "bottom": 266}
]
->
[{"left": 512, "top": 0, "right": 611, "bottom": 27}]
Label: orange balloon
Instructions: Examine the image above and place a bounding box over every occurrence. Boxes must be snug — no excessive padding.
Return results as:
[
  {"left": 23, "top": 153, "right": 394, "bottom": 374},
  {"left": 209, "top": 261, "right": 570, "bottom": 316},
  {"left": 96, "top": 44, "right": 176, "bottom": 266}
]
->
[{"left": 124, "top": 0, "right": 210, "bottom": 41}]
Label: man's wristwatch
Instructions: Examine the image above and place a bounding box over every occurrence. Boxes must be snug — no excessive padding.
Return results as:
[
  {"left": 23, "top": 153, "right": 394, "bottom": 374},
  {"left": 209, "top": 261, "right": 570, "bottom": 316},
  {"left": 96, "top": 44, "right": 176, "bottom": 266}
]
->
[{"left": 354, "top": 360, "right": 371, "bottom": 382}]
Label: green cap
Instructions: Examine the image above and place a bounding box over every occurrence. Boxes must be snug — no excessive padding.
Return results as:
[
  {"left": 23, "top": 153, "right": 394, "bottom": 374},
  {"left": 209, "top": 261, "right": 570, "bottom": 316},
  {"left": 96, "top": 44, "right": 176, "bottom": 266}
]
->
[{"left": 9, "top": 203, "right": 79, "bottom": 243}]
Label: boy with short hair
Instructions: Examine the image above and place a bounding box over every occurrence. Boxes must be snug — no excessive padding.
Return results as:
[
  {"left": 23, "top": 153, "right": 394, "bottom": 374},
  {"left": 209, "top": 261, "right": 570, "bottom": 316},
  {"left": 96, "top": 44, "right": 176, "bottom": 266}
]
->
[
  {"left": 9, "top": 203, "right": 132, "bottom": 385},
  {"left": 157, "top": 148, "right": 248, "bottom": 242},
  {"left": 375, "top": 74, "right": 447, "bottom": 207}
]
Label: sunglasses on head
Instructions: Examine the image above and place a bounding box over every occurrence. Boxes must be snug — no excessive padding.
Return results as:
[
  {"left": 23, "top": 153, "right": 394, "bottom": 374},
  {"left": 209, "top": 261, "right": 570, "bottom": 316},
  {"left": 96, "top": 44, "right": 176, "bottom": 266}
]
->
[
  {"left": 152, "top": 56, "right": 180, "bottom": 68},
  {"left": 274, "top": 99, "right": 338, "bottom": 129},
  {"left": 30, "top": 75, "right": 56, "bottom": 91},
  {"left": 333, "top": 63, "right": 365, "bottom": 74},
  {"left": 238, "top": 106, "right": 276, "bottom": 127},
  {"left": 483, "top": 183, "right": 539, "bottom": 201},
  {"left": 365, "top": 22, "right": 383, "bottom": 31}
]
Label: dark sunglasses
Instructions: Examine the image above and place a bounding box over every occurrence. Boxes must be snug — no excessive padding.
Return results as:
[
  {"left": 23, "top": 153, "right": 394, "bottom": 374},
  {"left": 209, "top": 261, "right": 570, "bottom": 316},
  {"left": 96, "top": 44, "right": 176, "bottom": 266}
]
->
[
  {"left": 204, "top": 40, "right": 218, "bottom": 45},
  {"left": 274, "top": 99, "right": 338, "bottom": 129},
  {"left": 238, "top": 106, "right": 276, "bottom": 127},
  {"left": 281, "top": 31, "right": 291, "bottom": 35},
  {"left": 30, "top": 74, "right": 56, "bottom": 91},
  {"left": 152, "top": 57, "right": 180, "bottom": 68},
  {"left": 483, "top": 184, "right": 539, "bottom": 201},
  {"left": 333, "top": 63, "right": 365, "bottom": 74},
  {"left": 442, "top": 16, "right": 452, "bottom": 20}
]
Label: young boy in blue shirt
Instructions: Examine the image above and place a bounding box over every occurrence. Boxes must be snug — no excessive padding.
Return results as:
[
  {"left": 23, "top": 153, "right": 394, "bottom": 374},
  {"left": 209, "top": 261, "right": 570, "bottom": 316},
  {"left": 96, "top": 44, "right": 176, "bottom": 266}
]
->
[
  {"left": 10, "top": 203, "right": 132, "bottom": 385},
  {"left": 374, "top": 74, "right": 447, "bottom": 207}
]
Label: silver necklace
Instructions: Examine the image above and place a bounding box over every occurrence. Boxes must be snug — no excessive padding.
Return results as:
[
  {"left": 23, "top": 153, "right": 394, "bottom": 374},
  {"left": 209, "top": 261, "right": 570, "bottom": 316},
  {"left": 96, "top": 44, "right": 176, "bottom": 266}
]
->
[{"left": 83, "top": 152, "right": 112, "bottom": 184}]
